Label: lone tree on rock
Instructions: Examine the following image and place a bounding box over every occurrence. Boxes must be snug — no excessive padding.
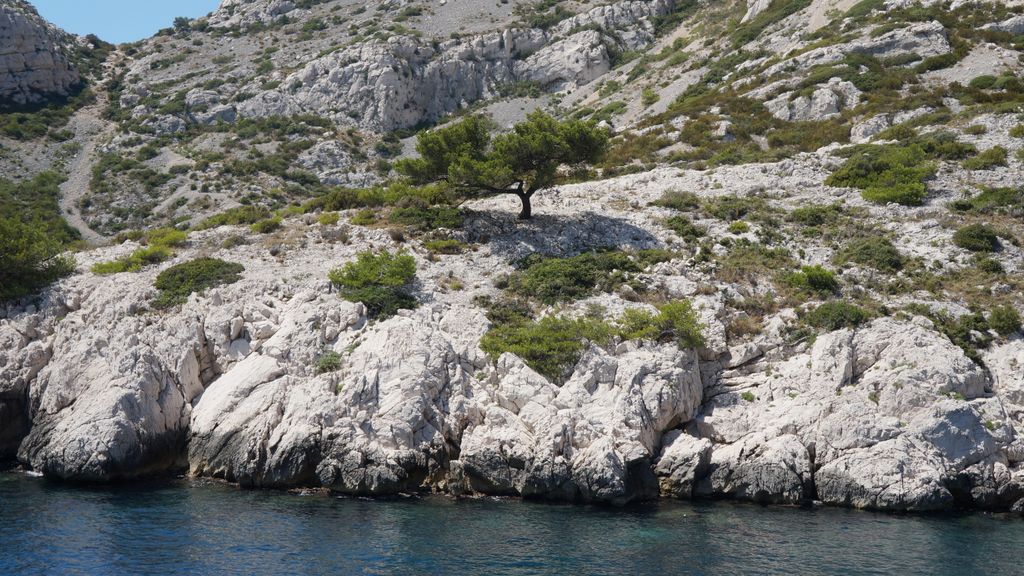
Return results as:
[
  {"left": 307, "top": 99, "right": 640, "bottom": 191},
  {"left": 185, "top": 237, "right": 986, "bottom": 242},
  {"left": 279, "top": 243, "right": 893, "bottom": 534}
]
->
[{"left": 396, "top": 111, "right": 609, "bottom": 220}]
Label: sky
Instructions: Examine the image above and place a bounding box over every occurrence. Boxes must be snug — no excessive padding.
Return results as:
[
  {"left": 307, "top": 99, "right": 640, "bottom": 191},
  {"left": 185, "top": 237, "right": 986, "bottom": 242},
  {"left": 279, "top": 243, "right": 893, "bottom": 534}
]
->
[{"left": 32, "top": 0, "right": 222, "bottom": 44}]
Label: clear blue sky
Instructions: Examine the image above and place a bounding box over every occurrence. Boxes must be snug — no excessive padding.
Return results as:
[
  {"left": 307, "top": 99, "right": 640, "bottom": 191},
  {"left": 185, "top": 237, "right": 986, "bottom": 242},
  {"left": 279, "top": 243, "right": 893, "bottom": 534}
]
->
[{"left": 32, "top": 0, "right": 221, "bottom": 44}]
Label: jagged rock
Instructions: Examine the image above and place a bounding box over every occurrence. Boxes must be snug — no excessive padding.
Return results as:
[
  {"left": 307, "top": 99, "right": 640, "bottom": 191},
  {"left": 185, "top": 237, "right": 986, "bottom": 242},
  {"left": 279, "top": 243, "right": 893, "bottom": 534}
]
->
[
  {"left": 980, "top": 15, "right": 1024, "bottom": 35},
  {"left": 209, "top": 0, "right": 303, "bottom": 28},
  {"left": 0, "top": 0, "right": 81, "bottom": 108},
  {"left": 851, "top": 114, "right": 891, "bottom": 143},
  {"left": 458, "top": 342, "right": 702, "bottom": 504},
  {"left": 236, "top": 0, "right": 675, "bottom": 130},
  {"left": 765, "top": 78, "right": 861, "bottom": 122}
]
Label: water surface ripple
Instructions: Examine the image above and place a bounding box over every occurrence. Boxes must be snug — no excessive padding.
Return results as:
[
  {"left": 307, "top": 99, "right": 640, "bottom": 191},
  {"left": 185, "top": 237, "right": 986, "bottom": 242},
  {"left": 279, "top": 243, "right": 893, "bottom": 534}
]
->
[{"left": 1, "top": 473, "right": 1020, "bottom": 575}]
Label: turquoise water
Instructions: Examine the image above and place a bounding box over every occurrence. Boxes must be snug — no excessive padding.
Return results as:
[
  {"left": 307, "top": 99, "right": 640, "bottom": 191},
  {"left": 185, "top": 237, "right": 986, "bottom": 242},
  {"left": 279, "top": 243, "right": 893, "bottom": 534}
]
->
[{"left": 1, "top": 472, "right": 1022, "bottom": 575}]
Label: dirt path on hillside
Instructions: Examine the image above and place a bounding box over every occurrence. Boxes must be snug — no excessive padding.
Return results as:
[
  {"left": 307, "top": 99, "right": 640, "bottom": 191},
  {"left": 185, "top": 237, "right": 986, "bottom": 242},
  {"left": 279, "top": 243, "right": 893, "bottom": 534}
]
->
[{"left": 59, "top": 92, "right": 115, "bottom": 246}]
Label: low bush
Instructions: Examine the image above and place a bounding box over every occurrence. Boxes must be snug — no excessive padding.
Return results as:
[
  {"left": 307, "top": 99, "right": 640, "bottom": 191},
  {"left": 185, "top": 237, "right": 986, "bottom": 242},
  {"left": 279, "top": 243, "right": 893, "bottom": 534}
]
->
[
  {"left": 836, "top": 237, "right": 904, "bottom": 272},
  {"left": 827, "top": 144, "right": 935, "bottom": 206},
  {"left": 788, "top": 203, "right": 844, "bottom": 227},
  {"left": 716, "top": 241, "right": 794, "bottom": 284},
  {"left": 479, "top": 314, "right": 614, "bottom": 382},
  {"left": 506, "top": 250, "right": 665, "bottom": 304},
  {"left": 953, "top": 224, "right": 999, "bottom": 252},
  {"left": 328, "top": 250, "right": 417, "bottom": 318},
  {"left": 250, "top": 216, "right": 282, "bottom": 234},
  {"left": 727, "top": 221, "right": 750, "bottom": 234},
  {"left": 388, "top": 203, "right": 462, "bottom": 231},
  {"left": 617, "top": 300, "right": 705, "bottom": 348},
  {"left": 92, "top": 245, "right": 171, "bottom": 275},
  {"left": 664, "top": 215, "right": 705, "bottom": 240},
  {"left": 652, "top": 190, "right": 701, "bottom": 211},
  {"left": 423, "top": 239, "right": 466, "bottom": 255},
  {"left": 195, "top": 206, "right": 272, "bottom": 230},
  {"left": 804, "top": 301, "right": 871, "bottom": 330},
  {"left": 989, "top": 305, "right": 1021, "bottom": 337},
  {"left": 784, "top": 265, "right": 839, "bottom": 296},
  {"left": 962, "top": 146, "right": 1007, "bottom": 170},
  {"left": 315, "top": 351, "right": 343, "bottom": 374},
  {"left": 317, "top": 212, "right": 340, "bottom": 226},
  {"left": 950, "top": 187, "right": 1022, "bottom": 214},
  {"left": 92, "top": 226, "right": 188, "bottom": 274},
  {"left": 153, "top": 257, "right": 244, "bottom": 308}
]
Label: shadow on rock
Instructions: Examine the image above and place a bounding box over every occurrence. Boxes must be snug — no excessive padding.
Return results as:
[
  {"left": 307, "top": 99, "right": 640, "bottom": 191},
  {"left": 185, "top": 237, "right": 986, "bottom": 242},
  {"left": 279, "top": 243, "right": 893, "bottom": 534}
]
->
[{"left": 463, "top": 210, "right": 662, "bottom": 260}]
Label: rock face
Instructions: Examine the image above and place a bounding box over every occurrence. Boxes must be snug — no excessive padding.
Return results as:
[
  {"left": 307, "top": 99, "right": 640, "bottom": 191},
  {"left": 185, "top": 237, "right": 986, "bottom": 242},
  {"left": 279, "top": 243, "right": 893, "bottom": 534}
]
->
[
  {"left": 765, "top": 78, "right": 861, "bottom": 122},
  {"left": 209, "top": 0, "right": 302, "bottom": 28},
  {"left": 0, "top": 0, "right": 80, "bottom": 109},
  {"left": 237, "top": 0, "right": 677, "bottom": 130}
]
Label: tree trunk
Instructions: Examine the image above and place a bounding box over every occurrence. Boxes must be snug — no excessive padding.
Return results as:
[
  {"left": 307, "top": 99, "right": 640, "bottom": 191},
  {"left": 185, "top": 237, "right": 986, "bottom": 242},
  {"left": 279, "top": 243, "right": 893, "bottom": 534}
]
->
[{"left": 516, "top": 191, "right": 533, "bottom": 220}]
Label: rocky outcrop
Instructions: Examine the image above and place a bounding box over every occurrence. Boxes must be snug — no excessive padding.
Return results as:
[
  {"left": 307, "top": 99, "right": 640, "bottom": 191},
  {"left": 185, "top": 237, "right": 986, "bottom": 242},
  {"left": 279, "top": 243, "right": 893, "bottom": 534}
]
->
[
  {"left": 661, "top": 318, "right": 1024, "bottom": 511},
  {"left": 237, "top": 0, "right": 677, "bottom": 130},
  {"left": 0, "top": 0, "right": 80, "bottom": 109},
  {"left": 208, "top": 0, "right": 303, "bottom": 29},
  {"left": 765, "top": 77, "right": 861, "bottom": 122},
  {"left": 2, "top": 209, "right": 1021, "bottom": 511}
]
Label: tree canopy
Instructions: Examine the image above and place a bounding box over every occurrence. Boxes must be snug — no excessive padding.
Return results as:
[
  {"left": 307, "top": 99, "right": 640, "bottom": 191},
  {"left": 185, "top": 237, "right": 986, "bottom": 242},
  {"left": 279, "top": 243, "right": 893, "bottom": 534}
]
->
[
  {"left": 0, "top": 217, "right": 75, "bottom": 302},
  {"left": 396, "top": 111, "right": 609, "bottom": 219}
]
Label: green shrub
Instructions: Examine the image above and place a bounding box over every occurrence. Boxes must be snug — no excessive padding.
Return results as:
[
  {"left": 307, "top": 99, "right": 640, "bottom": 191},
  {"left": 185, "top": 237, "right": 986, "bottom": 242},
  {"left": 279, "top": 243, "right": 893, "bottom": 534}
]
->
[
  {"left": 0, "top": 172, "right": 79, "bottom": 245},
  {"left": 836, "top": 237, "right": 904, "bottom": 272},
  {"left": 250, "top": 216, "right": 282, "bottom": 234},
  {"left": 350, "top": 209, "right": 378, "bottom": 226},
  {"left": 969, "top": 75, "right": 997, "bottom": 90},
  {"left": 328, "top": 250, "right": 417, "bottom": 318},
  {"left": 318, "top": 212, "right": 340, "bottom": 225},
  {"left": 507, "top": 251, "right": 654, "bottom": 304},
  {"left": 784, "top": 265, "right": 839, "bottom": 295},
  {"left": 664, "top": 215, "right": 705, "bottom": 240},
  {"left": 423, "top": 239, "right": 466, "bottom": 255},
  {"left": 915, "top": 52, "right": 959, "bottom": 73},
  {"left": 146, "top": 227, "right": 187, "bottom": 247},
  {"left": 388, "top": 203, "right": 461, "bottom": 230},
  {"left": 652, "top": 190, "right": 701, "bottom": 211},
  {"left": 703, "top": 195, "right": 770, "bottom": 222},
  {"left": 195, "top": 206, "right": 272, "bottom": 230},
  {"left": 92, "top": 245, "right": 171, "bottom": 275},
  {"left": 741, "top": 391, "right": 756, "bottom": 402},
  {"left": 788, "top": 203, "right": 844, "bottom": 227},
  {"left": 727, "top": 221, "right": 750, "bottom": 234},
  {"left": 950, "top": 187, "right": 1022, "bottom": 214},
  {"left": 479, "top": 314, "right": 614, "bottom": 382},
  {"left": 315, "top": 351, "right": 343, "bottom": 374},
  {"left": 617, "top": 301, "right": 705, "bottom": 348},
  {"left": 953, "top": 224, "right": 999, "bottom": 252},
  {"left": 641, "top": 87, "right": 660, "bottom": 107},
  {"left": 1010, "top": 125, "right": 1024, "bottom": 138},
  {"left": 974, "top": 256, "right": 1004, "bottom": 274},
  {"left": 0, "top": 216, "right": 76, "bottom": 301},
  {"left": 962, "top": 147, "right": 1007, "bottom": 170},
  {"left": 716, "top": 241, "right": 794, "bottom": 283},
  {"left": 827, "top": 144, "right": 935, "bottom": 206},
  {"left": 153, "top": 257, "right": 244, "bottom": 308},
  {"left": 805, "top": 301, "right": 871, "bottom": 330},
  {"left": 989, "top": 305, "right": 1021, "bottom": 337}
]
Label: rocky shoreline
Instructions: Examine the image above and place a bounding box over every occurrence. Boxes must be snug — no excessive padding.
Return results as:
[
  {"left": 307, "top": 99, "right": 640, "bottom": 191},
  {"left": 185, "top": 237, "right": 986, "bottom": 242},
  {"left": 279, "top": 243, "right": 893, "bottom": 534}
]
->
[{"left": 3, "top": 167, "right": 1023, "bottom": 513}]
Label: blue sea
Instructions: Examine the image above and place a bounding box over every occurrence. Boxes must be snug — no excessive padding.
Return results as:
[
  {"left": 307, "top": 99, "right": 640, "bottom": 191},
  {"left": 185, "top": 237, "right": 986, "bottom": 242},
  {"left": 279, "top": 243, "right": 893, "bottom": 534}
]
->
[{"left": 1, "top": 472, "right": 1021, "bottom": 575}]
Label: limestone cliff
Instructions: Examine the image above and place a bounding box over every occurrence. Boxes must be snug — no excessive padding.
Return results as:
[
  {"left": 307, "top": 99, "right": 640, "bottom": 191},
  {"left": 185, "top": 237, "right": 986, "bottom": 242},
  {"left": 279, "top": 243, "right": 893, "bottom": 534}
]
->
[{"left": 0, "top": 0, "right": 80, "bottom": 109}]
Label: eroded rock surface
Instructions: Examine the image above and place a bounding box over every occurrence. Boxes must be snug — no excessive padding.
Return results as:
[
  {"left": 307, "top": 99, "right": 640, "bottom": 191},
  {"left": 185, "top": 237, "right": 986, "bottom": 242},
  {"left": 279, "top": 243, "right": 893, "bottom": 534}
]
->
[{"left": 0, "top": 0, "right": 80, "bottom": 108}]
